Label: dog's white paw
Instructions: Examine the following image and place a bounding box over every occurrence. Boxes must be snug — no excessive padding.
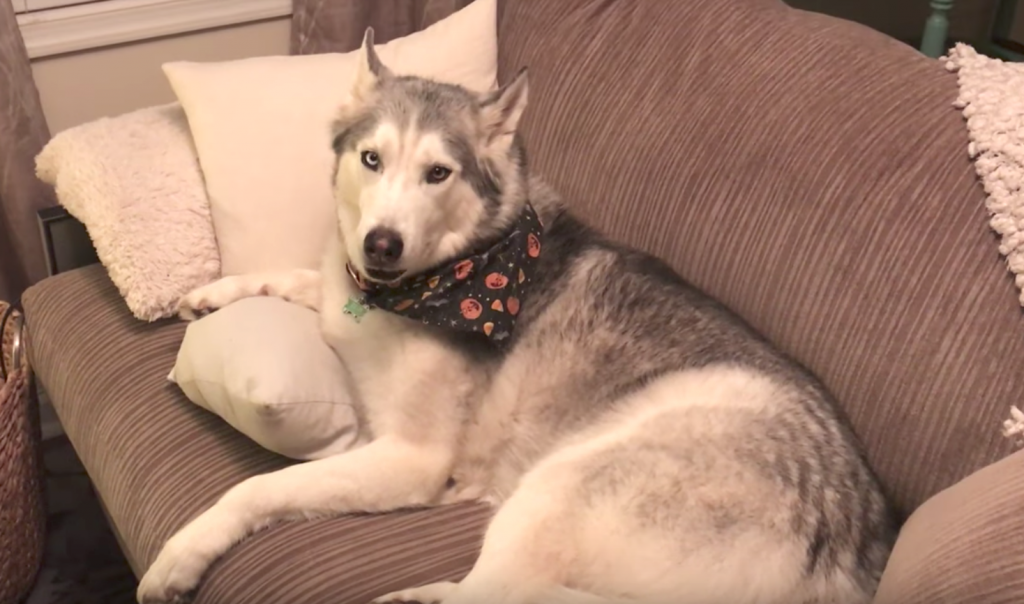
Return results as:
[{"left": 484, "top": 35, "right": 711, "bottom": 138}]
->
[
  {"left": 177, "top": 277, "right": 263, "bottom": 321},
  {"left": 370, "top": 581, "right": 458, "bottom": 604},
  {"left": 136, "top": 530, "right": 218, "bottom": 603}
]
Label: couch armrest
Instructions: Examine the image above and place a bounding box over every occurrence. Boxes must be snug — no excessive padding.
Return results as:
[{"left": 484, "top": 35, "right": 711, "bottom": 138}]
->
[{"left": 875, "top": 446, "right": 1024, "bottom": 603}]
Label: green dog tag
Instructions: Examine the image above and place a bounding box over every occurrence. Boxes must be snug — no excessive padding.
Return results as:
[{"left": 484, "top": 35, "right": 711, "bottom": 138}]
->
[{"left": 343, "top": 297, "right": 370, "bottom": 323}]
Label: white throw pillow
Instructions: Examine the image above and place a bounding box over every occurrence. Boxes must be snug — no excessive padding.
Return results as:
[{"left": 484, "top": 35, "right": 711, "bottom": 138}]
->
[
  {"left": 35, "top": 103, "right": 220, "bottom": 321},
  {"left": 162, "top": 0, "right": 498, "bottom": 276},
  {"left": 169, "top": 296, "right": 361, "bottom": 460}
]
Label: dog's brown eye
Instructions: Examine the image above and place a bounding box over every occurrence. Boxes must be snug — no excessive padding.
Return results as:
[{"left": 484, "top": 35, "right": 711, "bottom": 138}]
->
[
  {"left": 426, "top": 165, "right": 452, "bottom": 184},
  {"left": 361, "top": 150, "right": 380, "bottom": 171}
]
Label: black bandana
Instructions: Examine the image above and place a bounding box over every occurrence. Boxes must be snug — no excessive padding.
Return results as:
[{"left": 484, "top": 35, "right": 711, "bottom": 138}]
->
[{"left": 344, "top": 204, "right": 543, "bottom": 346}]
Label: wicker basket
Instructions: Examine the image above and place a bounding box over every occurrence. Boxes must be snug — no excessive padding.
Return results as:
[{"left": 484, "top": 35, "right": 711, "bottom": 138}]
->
[{"left": 0, "top": 301, "right": 45, "bottom": 604}]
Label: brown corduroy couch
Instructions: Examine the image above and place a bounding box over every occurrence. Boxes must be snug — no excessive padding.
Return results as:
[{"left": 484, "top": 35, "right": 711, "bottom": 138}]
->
[{"left": 21, "top": 0, "right": 1024, "bottom": 602}]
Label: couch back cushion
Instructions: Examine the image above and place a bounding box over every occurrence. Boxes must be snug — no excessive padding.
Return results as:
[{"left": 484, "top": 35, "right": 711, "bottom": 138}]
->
[{"left": 498, "top": 0, "right": 1024, "bottom": 516}]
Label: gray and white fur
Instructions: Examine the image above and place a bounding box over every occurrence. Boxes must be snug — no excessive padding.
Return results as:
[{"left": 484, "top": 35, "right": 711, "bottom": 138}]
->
[{"left": 137, "top": 28, "right": 896, "bottom": 604}]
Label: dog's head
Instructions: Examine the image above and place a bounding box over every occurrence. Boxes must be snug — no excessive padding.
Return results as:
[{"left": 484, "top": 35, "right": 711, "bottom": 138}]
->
[{"left": 330, "top": 28, "right": 530, "bottom": 282}]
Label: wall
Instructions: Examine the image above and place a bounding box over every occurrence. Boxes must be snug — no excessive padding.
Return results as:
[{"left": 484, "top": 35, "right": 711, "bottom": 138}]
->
[
  {"left": 31, "top": 17, "right": 291, "bottom": 133},
  {"left": 786, "top": 0, "right": 998, "bottom": 46}
]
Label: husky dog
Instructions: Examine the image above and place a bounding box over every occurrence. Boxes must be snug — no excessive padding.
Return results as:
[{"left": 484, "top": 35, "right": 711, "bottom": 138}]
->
[{"left": 137, "top": 29, "right": 895, "bottom": 604}]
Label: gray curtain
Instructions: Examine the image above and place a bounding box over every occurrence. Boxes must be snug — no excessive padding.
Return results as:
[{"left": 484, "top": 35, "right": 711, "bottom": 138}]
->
[
  {"left": 0, "top": 1, "right": 54, "bottom": 303},
  {"left": 291, "top": 0, "right": 479, "bottom": 55}
]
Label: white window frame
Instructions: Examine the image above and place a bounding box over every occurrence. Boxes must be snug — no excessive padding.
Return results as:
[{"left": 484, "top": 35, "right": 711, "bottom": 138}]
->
[
  {"left": 22, "top": 0, "right": 104, "bottom": 11},
  {"left": 16, "top": 0, "right": 292, "bottom": 59}
]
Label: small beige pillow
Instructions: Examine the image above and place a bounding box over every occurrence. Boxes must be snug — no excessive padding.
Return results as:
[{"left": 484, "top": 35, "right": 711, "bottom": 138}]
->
[
  {"left": 35, "top": 103, "right": 220, "bottom": 321},
  {"left": 162, "top": 0, "right": 498, "bottom": 276},
  {"left": 169, "top": 296, "right": 362, "bottom": 460}
]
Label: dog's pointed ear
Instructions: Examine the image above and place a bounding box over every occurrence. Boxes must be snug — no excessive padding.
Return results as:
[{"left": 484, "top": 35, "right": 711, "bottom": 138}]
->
[
  {"left": 352, "top": 28, "right": 391, "bottom": 100},
  {"left": 479, "top": 68, "right": 529, "bottom": 146}
]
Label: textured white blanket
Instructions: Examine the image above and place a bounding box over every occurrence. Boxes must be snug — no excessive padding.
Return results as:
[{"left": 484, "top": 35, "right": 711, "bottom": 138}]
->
[
  {"left": 945, "top": 46, "right": 1024, "bottom": 447},
  {"left": 945, "top": 45, "right": 1024, "bottom": 304}
]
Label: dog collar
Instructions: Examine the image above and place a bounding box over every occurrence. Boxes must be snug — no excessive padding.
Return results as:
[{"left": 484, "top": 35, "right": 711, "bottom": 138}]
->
[{"left": 343, "top": 204, "right": 543, "bottom": 346}]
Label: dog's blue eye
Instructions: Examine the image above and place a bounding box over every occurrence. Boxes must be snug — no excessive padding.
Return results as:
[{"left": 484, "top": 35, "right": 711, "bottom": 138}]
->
[
  {"left": 426, "top": 165, "right": 452, "bottom": 184},
  {"left": 361, "top": 150, "right": 380, "bottom": 171}
]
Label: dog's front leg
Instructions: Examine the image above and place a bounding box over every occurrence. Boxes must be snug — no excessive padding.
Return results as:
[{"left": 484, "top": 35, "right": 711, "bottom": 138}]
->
[
  {"left": 178, "top": 269, "right": 322, "bottom": 319},
  {"left": 136, "top": 436, "right": 449, "bottom": 603}
]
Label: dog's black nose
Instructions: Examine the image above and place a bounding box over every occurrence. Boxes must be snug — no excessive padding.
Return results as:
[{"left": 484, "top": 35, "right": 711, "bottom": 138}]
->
[{"left": 363, "top": 228, "right": 404, "bottom": 265}]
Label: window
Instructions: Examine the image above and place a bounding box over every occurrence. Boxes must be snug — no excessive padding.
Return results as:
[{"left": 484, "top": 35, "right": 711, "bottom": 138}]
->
[{"left": 14, "top": 0, "right": 291, "bottom": 59}]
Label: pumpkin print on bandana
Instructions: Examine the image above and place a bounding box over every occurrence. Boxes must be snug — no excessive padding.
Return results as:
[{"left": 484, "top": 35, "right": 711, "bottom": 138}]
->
[{"left": 346, "top": 203, "right": 544, "bottom": 346}]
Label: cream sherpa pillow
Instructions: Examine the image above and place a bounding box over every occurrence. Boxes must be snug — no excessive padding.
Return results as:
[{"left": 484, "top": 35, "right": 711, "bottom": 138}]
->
[
  {"left": 162, "top": 0, "right": 498, "bottom": 276},
  {"left": 35, "top": 103, "right": 219, "bottom": 321}
]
